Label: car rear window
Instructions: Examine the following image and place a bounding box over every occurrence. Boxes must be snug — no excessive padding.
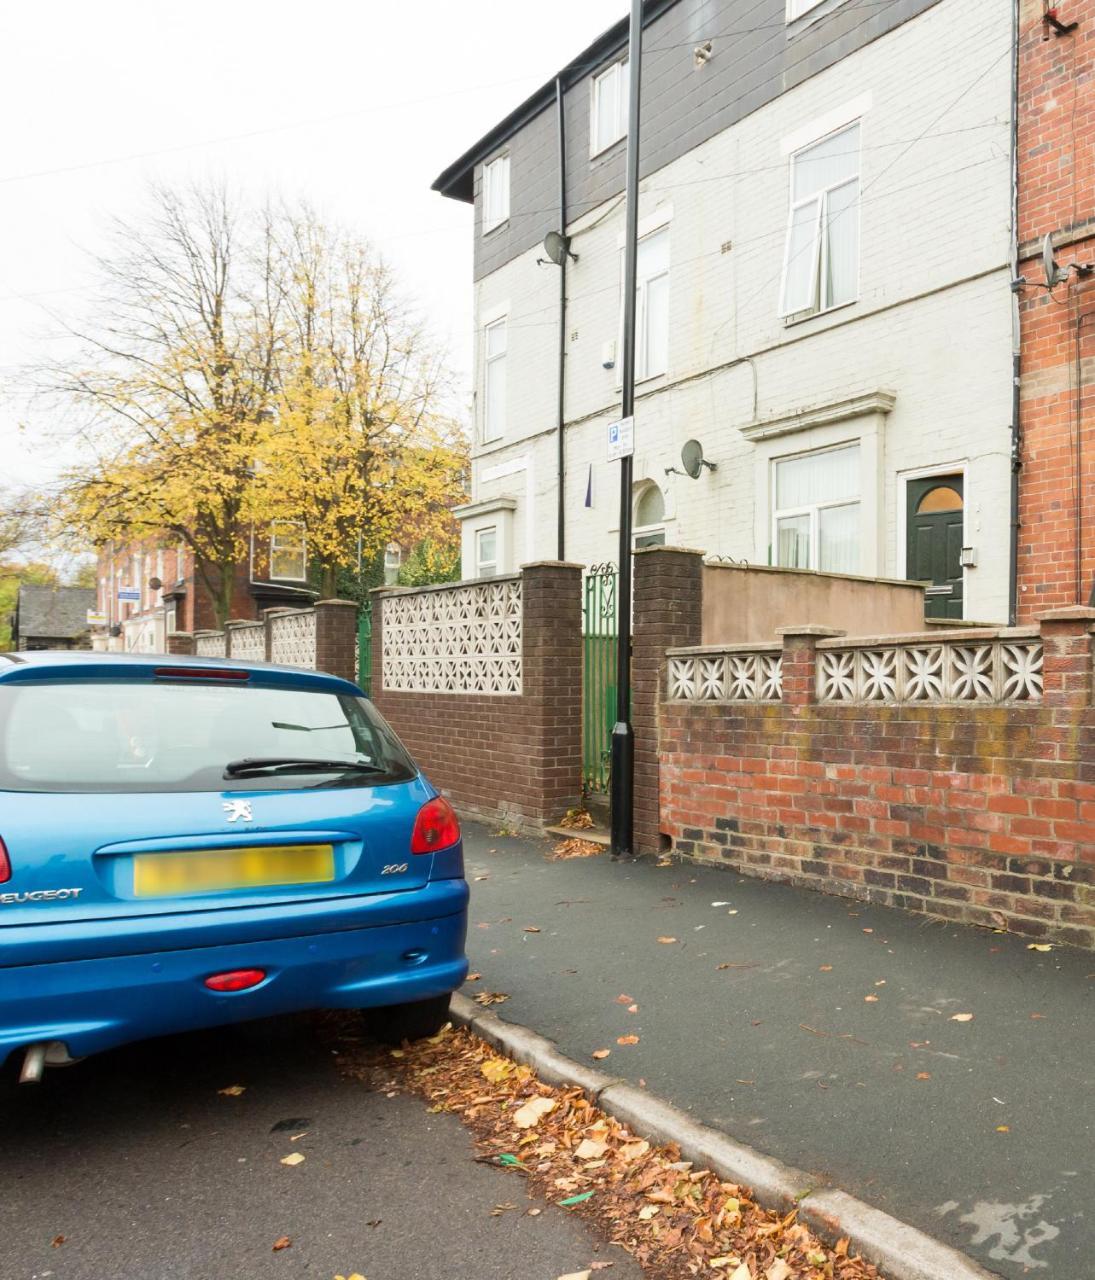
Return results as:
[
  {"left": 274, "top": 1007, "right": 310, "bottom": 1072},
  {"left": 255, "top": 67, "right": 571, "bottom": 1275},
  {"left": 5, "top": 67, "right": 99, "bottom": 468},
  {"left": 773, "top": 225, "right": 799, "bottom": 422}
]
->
[{"left": 0, "top": 680, "right": 417, "bottom": 793}]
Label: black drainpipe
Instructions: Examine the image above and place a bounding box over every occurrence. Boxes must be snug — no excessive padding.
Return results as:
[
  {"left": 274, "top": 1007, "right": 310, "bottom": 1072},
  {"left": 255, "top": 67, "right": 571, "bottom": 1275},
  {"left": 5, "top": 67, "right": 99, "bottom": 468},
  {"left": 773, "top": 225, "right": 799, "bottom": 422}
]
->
[
  {"left": 555, "top": 74, "right": 568, "bottom": 561},
  {"left": 1007, "top": 0, "right": 1021, "bottom": 625}
]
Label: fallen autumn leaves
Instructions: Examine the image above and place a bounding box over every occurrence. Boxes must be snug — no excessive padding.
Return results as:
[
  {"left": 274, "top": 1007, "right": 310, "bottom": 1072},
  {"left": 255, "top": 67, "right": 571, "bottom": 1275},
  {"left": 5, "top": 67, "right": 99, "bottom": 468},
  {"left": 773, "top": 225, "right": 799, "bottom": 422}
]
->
[{"left": 328, "top": 1019, "right": 884, "bottom": 1280}]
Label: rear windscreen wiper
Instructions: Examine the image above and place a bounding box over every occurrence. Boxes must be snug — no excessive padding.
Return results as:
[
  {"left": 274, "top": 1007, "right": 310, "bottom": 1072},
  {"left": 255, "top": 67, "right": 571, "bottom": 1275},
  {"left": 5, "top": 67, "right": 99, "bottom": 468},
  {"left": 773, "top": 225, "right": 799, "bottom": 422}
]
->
[{"left": 224, "top": 756, "right": 384, "bottom": 778}]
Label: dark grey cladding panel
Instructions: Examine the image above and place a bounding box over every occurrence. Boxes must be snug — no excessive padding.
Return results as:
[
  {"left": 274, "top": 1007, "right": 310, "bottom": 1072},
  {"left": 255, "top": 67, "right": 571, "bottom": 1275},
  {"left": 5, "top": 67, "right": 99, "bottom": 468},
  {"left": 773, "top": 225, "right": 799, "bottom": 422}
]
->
[{"left": 470, "top": 0, "right": 941, "bottom": 283}]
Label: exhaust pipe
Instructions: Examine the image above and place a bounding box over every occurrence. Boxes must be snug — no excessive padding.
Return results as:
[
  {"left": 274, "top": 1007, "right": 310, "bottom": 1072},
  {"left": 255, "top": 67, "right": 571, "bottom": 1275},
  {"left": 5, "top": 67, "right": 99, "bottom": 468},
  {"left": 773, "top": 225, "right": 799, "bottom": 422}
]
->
[{"left": 19, "top": 1043, "right": 48, "bottom": 1085}]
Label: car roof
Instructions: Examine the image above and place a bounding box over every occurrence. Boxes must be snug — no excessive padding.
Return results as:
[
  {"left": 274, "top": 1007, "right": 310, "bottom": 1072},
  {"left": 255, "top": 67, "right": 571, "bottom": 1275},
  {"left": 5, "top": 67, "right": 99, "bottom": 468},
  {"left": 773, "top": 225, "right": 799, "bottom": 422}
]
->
[{"left": 0, "top": 650, "right": 362, "bottom": 696}]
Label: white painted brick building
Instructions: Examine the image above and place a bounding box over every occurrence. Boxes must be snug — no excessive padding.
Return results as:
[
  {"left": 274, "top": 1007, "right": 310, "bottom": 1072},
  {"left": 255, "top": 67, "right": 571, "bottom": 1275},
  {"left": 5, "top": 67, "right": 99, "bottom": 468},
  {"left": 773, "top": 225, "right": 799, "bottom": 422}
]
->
[{"left": 435, "top": 0, "right": 1015, "bottom": 622}]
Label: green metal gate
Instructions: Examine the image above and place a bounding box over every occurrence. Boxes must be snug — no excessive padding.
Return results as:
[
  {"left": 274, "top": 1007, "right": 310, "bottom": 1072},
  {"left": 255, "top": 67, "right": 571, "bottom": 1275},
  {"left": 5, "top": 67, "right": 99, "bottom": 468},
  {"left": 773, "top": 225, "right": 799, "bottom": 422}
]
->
[
  {"left": 357, "top": 601, "right": 372, "bottom": 696},
  {"left": 582, "top": 564, "right": 618, "bottom": 795}
]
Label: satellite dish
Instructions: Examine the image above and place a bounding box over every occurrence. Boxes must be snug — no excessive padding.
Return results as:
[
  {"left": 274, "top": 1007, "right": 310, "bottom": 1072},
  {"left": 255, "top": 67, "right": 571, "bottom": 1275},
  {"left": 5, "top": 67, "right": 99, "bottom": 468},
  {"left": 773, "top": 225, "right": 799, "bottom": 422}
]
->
[
  {"left": 1043, "top": 233, "right": 1066, "bottom": 288},
  {"left": 148, "top": 576, "right": 162, "bottom": 590},
  {"left": 681, "top": 438, "right": 717, "bottom": 479},
  {"left": 542, "top": 230, "right": 577, "bottom": 266}
]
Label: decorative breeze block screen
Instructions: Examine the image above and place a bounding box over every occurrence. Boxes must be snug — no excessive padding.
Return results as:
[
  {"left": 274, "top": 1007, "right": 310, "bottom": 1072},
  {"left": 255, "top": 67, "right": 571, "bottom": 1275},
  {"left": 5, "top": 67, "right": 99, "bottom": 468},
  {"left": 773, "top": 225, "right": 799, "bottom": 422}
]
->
[
  {"left": 195, "top": 632, "right": 227, "bottom": 658},
  {"left": 382, "top": 578, "right": 522, "bottom": 694},
  {"left": 816, "top": 639, "right": 1043, "bottom": 703},
  {"left": 230, "top": 623, "right": 265, "bottom": 662},
  {"left": 668, "top": 651, "right": 783, "bottom": 701},
  {"left": 269, "top": 610, "right": 317, "bottom": 669}
]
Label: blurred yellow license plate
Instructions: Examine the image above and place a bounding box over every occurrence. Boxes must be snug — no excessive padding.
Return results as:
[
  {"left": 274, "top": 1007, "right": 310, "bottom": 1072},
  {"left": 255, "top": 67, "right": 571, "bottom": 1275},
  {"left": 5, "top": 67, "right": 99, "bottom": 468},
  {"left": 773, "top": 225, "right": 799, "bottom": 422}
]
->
[{"left": 133, "top": 844, "right": 335, "bottom": 897}]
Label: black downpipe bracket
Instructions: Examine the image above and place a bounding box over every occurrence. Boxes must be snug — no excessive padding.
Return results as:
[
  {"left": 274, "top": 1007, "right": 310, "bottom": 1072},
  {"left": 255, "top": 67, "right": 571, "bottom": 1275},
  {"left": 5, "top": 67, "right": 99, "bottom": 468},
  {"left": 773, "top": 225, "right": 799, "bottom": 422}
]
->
[
  {"left": 555, "top": 76, "right": 568, "bottom": 561},
  {"left": 610, "top": 0, "right": 644, "bottom": 859}
]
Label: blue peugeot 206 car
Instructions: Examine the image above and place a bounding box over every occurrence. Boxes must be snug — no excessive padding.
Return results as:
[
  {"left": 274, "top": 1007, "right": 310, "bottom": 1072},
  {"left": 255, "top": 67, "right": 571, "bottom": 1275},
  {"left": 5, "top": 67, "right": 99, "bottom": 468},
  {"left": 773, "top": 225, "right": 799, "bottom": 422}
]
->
[{"left": 0, "top": 651, "right": 468, "bottom": 1087}]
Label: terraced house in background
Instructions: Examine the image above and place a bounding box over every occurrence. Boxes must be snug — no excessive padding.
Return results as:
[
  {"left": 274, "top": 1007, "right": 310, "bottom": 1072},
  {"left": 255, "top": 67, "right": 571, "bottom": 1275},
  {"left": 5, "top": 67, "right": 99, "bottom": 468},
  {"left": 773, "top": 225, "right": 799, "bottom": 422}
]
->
[{"left": 434, "top": 0, "right": 1016, "bottom": 623}]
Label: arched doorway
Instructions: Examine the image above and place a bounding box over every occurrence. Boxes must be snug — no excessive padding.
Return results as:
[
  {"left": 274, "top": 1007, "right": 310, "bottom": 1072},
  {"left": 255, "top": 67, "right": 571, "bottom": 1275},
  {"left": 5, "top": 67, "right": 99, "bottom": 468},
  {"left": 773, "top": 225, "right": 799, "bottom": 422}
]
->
[{"left": 906, "top": 475, "right": 964, "bottom": 619}]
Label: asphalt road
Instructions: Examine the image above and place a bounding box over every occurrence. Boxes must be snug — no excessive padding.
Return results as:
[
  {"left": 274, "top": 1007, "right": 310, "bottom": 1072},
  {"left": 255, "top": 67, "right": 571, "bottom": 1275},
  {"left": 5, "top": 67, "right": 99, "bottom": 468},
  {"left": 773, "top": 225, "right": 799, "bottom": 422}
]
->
[
  {"left": 2, "top": 1013, "right": 640, "bottom": 1280},
  {"left": 462, "top": 824, "right": 1094, "bottom": 1279}
]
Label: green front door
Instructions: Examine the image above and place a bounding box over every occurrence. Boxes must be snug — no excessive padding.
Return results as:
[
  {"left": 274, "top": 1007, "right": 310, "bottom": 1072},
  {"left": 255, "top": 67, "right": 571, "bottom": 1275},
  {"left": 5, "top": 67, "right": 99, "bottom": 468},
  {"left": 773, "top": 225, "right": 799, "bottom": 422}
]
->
[{"left": 906, "top": 475, "right": 964, "bottom": 619}]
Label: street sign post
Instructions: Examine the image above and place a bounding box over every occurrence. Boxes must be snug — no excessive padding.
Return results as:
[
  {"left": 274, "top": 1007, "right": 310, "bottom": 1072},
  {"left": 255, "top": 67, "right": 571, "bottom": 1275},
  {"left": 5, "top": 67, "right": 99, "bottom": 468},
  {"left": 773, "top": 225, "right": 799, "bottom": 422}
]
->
[
  {"left": 610, "top": 0, "right": 645, "bottom": 861},
  {"left": 607, "top": 416, "right": 635, "bottom": 463}
]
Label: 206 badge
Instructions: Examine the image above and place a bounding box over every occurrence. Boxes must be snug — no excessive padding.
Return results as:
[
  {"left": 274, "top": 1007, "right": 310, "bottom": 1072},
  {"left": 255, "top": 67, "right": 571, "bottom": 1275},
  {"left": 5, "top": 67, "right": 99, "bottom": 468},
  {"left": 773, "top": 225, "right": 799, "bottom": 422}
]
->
[{"left": 223, "top": 800, "right": 254, "bottom": 823}]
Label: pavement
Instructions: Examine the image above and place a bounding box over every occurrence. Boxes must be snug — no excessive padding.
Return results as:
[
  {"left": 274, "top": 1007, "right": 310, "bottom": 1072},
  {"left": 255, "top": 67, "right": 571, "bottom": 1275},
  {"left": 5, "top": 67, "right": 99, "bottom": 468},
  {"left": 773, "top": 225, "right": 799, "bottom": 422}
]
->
[
  {"left": 3, "top": 1013, "right": 641, "bottom": 1280},
  {"left": 461, "top": 822, "right": 1095, "bottom": 1279}
]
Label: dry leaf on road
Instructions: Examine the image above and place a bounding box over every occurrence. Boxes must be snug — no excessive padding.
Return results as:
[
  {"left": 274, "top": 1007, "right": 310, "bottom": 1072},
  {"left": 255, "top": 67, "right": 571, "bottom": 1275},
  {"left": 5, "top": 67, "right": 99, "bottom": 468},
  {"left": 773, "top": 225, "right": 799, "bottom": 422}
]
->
[
  {"left": 481, "top": 1058, "right": 514, "bottom": 1083},
  {"left": 591, "top": 1049, "right": 611, "bottom": 1060},
  {"left": 524, "top": 926, "right": 541, "bottom": 933},
  {"left": 575, "top": 1138, "right": 608, "bottom": 1159},
  {"left": 513, "top": 1096, "right": 556, "bottom": 1128},
  {"left": 627, "top": 1004, "right": 639, "bottom": 1013},
  {"left": 1026, "top": 943, "right": 1053, "bottom": 952},
  {"left": 272, "top": 1236, "right": 292, "bottom": 1252},
  {"left": 950, "top": 1013, "right": 974, "bottom": 1022},
  {"left": 766, "top": 1260, "right": 793, "bottom": 1280},
  {"left": 465, "top": 972, "right": 482, "bottom": 982},
  {"left": 819, "top": 965, "right": 833, "bottom": 972},
  {"left": 51, "top": 1236, "right": 65, "bottom": 1248},
  {"left": 656, "top": 936, "right": 677, "bottom": 944},
  {"left": 280, "top": 1153, "right": 305, "bottom": 1167},
  {"left": 218, "top": 1085, "right": 245, "bottom": 1096},
  {"left": 916, "top": 1072, "right": 932, "bottom": 1080},
  {"left": 616, "top": 994, "right": 633, "bottom": 1004},
  {"left": 556, "top": 1272, "right": 591, "bottom": 1280},
  {"left": 474, "top": 991, "right": 510, "bottom": 1006},
  {"left": 864, "top": 995, "right": 879, "bottom": 1003},
  {"left": 616, "top": 1034, "right": 640, "bottom": 1046}
]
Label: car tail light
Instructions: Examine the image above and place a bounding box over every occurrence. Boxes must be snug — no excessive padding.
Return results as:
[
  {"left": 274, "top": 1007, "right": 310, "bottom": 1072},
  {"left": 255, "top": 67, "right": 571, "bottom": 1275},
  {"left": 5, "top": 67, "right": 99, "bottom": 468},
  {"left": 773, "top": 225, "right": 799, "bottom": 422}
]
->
[
  {"left": 0, "top": 836, "right": 10, "bottom": 884},
  {"left": 204, "top": 969, "right": 267, "bottom": 992},
  {"left": 411, "top": 796, "right": 460, "bottom": 855},
  {"left": 155, "top": 667, "right": 250, "bottom": 681}
]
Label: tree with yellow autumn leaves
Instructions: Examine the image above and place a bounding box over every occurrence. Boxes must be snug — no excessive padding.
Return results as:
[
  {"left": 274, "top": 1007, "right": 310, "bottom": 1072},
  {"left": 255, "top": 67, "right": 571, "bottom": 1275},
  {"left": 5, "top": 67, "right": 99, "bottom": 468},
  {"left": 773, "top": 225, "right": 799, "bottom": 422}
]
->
[{"left": 47, "top": 184, "right": 466, "bottom": 625}]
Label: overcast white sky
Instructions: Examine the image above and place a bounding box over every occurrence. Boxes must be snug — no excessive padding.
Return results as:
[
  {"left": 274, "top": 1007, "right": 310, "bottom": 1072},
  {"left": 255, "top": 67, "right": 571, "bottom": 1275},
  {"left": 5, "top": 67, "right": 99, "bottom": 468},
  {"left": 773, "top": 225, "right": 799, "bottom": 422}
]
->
[{"left": 0, "top": 0, "right": 625, "bottom": 488}]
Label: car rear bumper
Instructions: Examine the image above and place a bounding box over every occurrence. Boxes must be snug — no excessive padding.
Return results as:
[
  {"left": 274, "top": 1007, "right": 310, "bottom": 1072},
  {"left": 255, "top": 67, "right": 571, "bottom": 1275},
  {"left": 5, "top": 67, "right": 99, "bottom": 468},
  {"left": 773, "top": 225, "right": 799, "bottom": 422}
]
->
[{"left": 0, "top": 907, "right": 468, "bottom": 1065}]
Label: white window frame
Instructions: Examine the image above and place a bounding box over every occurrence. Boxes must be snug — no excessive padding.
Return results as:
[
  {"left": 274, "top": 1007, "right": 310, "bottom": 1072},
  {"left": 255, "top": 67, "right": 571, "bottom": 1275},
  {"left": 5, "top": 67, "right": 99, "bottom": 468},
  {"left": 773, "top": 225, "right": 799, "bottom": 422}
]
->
[
  {"left": 475, "top": 526, "right": 499, "bottom": 578},
  {"left": 778, "top": 122, "right": 861, "bottom": 320},
  {"left": 483, "top": 316, "right": 507, "bottom": 444},
  {"left": 786, "top": 0, "right": 826, "bottom": 21},
  {"left": 771, "top": 442, "right": 861, "bottom": 573},
  {"left": 590, "top": 59, "right": 628, "bottom": 157},
  {"left": 619, "top": 225, "right": 670, "bottom": 384},
  {"left": 481, "top": 155, "right": 510, "bottom": 234},
  {"left": 270, "top": 520, "right": 307, "bottom": 582}
]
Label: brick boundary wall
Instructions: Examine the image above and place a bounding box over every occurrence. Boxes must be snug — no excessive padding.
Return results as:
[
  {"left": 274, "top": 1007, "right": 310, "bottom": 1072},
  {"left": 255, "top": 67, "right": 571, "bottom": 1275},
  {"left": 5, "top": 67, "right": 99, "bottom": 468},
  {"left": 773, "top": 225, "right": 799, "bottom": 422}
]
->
[
  {"left": 632, "top": 547, "right": 705, "bottom": 854},
  {"left": 370, "top": 563, "right": 583, "bottom": 829},
  {"left": 167, "top": 599, "right": 358, "bottom": 685},
  {"left": 660, "top": 608, "right": 1095, "bottom": 949}
]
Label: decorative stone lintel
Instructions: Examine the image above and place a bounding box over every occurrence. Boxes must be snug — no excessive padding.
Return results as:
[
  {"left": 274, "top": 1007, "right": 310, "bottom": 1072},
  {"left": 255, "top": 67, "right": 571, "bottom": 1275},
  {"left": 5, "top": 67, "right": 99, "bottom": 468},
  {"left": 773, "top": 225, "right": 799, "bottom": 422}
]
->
[{"left": 740, "top": 391, "right": 896, "bottom": 443}]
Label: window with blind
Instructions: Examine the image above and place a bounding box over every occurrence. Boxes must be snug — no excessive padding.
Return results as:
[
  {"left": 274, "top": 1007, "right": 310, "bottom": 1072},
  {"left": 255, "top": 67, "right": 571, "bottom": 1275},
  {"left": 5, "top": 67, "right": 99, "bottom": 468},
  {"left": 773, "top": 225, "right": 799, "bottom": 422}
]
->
[
  {"left": 779, "top": 123, "right": 860, "bottom": 318},
  {"left": 773, "top": 443, "right": 860, "bottom": 573},
  {"left": 619, "top": 227, "right": 669, "bottom": 382}
]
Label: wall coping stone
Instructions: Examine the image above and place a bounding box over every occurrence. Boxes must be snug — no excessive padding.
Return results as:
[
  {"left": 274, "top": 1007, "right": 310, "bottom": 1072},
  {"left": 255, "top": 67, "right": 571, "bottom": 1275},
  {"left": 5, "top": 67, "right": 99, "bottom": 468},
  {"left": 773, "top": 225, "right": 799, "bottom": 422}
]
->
[
  {"left": 519, "top": 560, "right": 585, "bottom": 571},
  {"left": 704, "top": 559, "right": 924, "bottom": 592},
  {"left": 776, "top": 625, "right": 847, "bottom": 638},
  {"left": 634, "top": 544, "right": 705, "bottom": 558},
  {"left": 372, "top": 572, "right": 521, "bottom": 598},
  {"left": 815, "top": 625, "right": 1039, "bottom": 649},
  {"left": 1038, "top": 606, "right": 1095, "bottom": 623},
  {"left": 668, "top": 642, "right": 783, "bottom": 657},
  {"left": 315, "top": 598, "right": 359, "bottom": 609}
]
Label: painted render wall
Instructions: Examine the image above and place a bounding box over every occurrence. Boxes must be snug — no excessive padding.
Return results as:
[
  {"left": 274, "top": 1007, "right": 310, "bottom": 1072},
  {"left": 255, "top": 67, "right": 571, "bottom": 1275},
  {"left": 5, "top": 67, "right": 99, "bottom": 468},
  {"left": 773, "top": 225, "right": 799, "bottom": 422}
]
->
[{"left": 463, "top": 0, "right": 1015, "bottom": 622}]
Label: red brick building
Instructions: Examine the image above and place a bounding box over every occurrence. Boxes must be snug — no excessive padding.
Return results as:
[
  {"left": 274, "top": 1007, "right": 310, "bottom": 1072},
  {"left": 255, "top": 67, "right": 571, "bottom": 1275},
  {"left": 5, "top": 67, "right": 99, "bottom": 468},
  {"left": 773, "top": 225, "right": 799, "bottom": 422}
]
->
[
  {"left": 1015, "top": 0, "right": 1095, "bottom": 618},
  {"left": 93, "top": 527, "right": 318, "bottom": 652}
]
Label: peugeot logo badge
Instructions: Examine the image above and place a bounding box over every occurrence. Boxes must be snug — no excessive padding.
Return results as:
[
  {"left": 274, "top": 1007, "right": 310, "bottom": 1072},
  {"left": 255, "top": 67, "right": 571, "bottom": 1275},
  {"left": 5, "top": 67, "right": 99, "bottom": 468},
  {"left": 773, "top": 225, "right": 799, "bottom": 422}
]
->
[{"left": 222, "top": 800, "right": 254, "bottom": 823}]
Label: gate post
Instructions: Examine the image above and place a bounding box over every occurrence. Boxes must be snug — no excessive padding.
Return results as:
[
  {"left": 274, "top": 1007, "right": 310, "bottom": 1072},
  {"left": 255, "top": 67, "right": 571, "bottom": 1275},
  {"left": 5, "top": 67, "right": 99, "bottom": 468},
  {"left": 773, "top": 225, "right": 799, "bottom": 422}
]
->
[{"left": 632, "top": 546, "right": 704, "bottom": 855}]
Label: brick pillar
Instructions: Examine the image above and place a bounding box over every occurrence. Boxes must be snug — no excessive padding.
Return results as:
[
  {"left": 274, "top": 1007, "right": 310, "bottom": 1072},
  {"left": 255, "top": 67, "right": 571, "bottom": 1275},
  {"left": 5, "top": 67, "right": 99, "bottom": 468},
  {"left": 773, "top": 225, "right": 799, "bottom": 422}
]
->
[
  {"left": 1039, "top": 607, "right": 1095, "bottom": 707},
  {"left": 633, "top": 546, "right": 705, "bottom": 855},
  {"left": 776, "top": 625, "right": 846, "bottom": 707},
  {"left": 166, "top": 632, "right": 195, "bottom": 656},
  {"left": 314, "top": 599, "right": 360, "bottom": 684},
  {"left": 521, "top": 562, "right": 583, "bottom": 824}
]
